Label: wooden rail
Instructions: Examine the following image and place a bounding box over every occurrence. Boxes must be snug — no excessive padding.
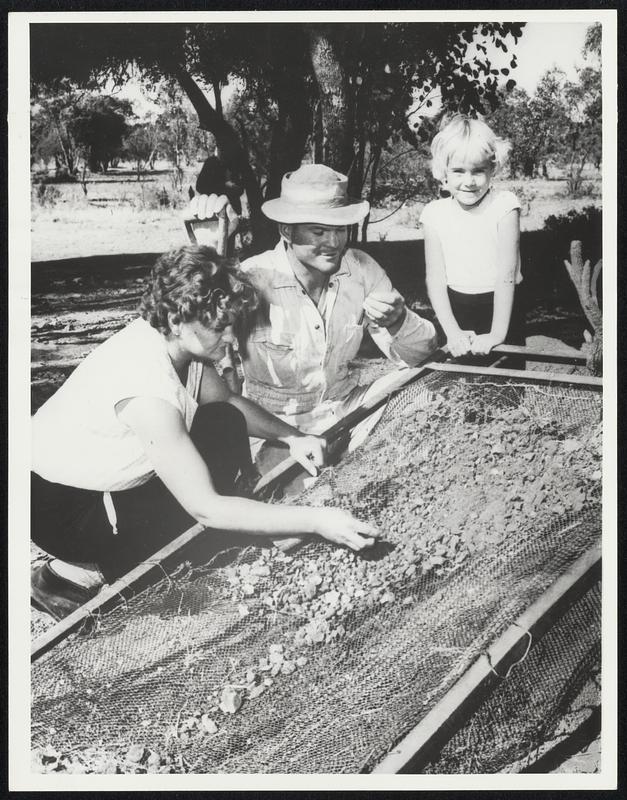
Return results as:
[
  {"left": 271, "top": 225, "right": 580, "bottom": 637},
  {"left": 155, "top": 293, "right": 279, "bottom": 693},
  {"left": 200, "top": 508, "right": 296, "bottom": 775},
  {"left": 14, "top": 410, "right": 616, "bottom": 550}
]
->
[
  {"left": 428, "top": 361, "right": 603, "bottom": 388},
  {"left": 491, "top": 343, "right": 588, "bottom": 365}
]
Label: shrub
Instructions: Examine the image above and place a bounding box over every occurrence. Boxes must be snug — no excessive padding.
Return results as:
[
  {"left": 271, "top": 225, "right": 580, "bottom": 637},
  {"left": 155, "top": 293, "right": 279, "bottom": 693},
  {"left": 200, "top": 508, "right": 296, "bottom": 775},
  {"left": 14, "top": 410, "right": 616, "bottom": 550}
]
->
[
  {"left": 34, "top": 182, "right": 62, "bottom": 207},
  {"left": 521, "top": 205, "right": 602, "bottom": 317},
  {"left": 508, "top": 182, "right": 538, "bottom": 216},
  {"left": 543, "top": 205, "right": 602, "bottom": 263},
  {"left": 141, "top": 185, "right": 185, "bottom": 210}
]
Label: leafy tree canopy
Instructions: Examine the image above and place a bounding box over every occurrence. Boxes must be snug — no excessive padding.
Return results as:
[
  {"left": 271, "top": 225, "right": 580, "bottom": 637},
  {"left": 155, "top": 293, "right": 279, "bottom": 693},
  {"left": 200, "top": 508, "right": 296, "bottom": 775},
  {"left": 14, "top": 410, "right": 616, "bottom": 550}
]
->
[{"left": 31, "top": 21, "right": 525, "bottom": 246}]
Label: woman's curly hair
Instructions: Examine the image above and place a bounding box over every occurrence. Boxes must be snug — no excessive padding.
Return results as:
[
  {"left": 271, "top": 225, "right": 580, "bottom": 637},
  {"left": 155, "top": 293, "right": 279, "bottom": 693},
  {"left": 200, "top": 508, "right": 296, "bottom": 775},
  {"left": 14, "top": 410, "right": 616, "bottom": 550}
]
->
[{"left": 139, "top": 245, "right": 259, "bottom": 354}]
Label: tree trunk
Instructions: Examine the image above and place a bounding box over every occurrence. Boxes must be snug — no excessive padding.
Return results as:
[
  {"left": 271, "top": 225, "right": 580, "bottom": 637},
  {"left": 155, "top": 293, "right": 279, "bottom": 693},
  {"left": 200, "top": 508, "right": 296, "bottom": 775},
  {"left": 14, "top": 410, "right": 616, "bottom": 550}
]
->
[
  {"left": 360, "top": 143, "right": 381, "bottom": 243},
  {"left": 175, "top": 67, "right": 273, "bottom": 251},
  {"left": 266, "top": 83, "right": 312, "bottom": 201},
  {"left": 312, "top": 100, "right": 323, "bottom": 163},
  {"left": 306, "top": 25, "right": 353, "bottom": 174}
]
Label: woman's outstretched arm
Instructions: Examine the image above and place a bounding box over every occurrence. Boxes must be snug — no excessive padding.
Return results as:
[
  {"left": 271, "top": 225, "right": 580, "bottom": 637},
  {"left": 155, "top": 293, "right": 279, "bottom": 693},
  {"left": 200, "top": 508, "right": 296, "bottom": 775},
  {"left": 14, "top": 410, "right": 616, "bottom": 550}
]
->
[{"left": 116, "top": 396, "right": 377, "bottom": 551}]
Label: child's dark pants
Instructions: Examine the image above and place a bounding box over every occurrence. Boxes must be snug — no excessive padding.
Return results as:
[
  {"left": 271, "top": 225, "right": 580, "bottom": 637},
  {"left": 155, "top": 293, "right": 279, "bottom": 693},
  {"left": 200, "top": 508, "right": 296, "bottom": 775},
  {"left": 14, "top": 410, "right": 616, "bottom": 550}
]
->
[
  {"left": 31, "top": 402, "right": 253, "bottom": 583},
  {"left": 447, "top": 286, "right": 526, "bottom": 367}
]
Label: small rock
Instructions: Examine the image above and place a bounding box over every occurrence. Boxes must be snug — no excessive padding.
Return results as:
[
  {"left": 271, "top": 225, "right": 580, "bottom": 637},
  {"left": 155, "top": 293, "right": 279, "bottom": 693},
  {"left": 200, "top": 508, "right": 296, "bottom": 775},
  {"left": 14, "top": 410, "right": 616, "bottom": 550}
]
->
[
  {"left": 219, "top": 687, "right": 243, "bottom": 714},
  {"left": 125, "top": 744, "right": 146, "bottom": 763},
  {"left": 200, "top": 714, "right": 218, "bottom": 734}
]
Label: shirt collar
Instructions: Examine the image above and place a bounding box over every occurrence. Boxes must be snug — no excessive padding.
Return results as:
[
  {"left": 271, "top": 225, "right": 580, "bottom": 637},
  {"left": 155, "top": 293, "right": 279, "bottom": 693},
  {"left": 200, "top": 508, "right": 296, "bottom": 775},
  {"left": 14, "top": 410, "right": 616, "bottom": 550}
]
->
[{"left": 272, "top": 239, "right": 352, "bottom": 288}]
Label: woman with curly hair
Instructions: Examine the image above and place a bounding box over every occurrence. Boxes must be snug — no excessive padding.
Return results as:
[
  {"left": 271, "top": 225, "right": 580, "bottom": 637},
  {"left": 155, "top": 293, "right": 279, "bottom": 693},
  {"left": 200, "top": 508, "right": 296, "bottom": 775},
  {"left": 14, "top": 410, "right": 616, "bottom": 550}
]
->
[{"left": 31, "top": 245, "right": 378, "bottom": 621}]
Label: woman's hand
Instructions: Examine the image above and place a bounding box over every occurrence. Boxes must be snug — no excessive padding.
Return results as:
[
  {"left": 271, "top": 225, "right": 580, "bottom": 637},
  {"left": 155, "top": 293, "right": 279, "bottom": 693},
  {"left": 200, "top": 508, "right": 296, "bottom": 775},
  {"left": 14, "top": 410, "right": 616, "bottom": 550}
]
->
[
  {"left": 447, "top": 329, "right": 475, "bottom": 358},
  {"left": 470, "top": 333, "right": 502, "bottom": 355},
  {"left": 312, "top": 507, "right": 379, "bottom": 551},
  {"left": 284, "top": 434, "right": 327, "bottom": 477}
]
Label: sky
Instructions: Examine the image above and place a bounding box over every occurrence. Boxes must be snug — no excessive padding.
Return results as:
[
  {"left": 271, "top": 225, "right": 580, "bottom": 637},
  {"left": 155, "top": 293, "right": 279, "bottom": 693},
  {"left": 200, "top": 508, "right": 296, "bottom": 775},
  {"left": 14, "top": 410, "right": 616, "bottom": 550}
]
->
[{"left": 512, "top": 22, "right": 590, "bottom": 93}]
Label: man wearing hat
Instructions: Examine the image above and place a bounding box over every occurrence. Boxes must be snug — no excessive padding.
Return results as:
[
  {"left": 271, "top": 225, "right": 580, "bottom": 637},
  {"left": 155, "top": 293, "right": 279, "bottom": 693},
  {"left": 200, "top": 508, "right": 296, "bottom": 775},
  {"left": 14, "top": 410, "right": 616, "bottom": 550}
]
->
[{"left": 189, "top": 163, "right": 437, "bottom": 457}]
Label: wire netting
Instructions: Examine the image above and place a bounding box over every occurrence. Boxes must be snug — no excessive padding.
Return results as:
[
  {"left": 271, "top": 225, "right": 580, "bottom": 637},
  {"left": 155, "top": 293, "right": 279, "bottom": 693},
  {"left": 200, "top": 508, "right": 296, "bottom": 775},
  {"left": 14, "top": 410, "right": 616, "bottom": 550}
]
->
[
  {"left": 31, "top": 372, "right": 602, "bottom": 774},
  {"left": 424, "top": 581, "right": 601, "bottom": 774}
]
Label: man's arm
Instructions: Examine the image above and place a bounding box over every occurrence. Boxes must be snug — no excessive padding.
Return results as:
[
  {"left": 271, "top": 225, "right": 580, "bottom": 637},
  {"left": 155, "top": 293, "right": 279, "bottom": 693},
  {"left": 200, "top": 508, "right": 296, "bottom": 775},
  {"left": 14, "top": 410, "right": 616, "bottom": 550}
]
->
[{"left": 353, "top": 250, "right": 437, "bottom": 367}]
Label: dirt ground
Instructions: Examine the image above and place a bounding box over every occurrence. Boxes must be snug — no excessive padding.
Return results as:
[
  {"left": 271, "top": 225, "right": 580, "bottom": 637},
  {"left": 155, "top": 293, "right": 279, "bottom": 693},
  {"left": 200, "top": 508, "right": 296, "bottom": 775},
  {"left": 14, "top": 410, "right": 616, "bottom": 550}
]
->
[{"left": 30, "top": 171, "right": 601, "bottom": 261}]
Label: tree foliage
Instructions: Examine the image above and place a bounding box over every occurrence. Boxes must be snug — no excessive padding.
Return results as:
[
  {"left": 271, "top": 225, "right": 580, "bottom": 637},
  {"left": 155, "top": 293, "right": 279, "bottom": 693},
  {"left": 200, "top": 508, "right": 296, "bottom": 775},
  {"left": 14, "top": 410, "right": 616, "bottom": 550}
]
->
[
  {"left": 488, "top": 24, "right": 602, "bottom": 193},
  {"left": 74, "top": 95, "right": 133, "bottom": 173},
  {"left": 488, "top": 73, "right": 570, "bottom": 179},
  {"left": 31, "top": 21, "right": 524, "bottom": 246},
  {"left": 31, "top": 81, "right": 133, "bottom": 176}
]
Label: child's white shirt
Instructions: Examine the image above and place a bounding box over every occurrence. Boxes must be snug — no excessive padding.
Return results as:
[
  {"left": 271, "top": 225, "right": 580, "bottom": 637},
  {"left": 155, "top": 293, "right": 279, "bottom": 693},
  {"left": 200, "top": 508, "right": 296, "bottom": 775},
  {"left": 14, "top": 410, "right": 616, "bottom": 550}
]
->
[{"left": 420, "top": 188, "right": 522, "bottom": 294}]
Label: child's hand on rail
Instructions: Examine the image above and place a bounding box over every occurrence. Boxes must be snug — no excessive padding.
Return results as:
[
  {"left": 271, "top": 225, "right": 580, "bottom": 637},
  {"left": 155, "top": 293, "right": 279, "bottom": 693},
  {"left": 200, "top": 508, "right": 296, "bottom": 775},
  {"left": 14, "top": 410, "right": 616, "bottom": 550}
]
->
[
  {"left": 470, "top": 333, "right": 502, "bottom": 355},
  {"left": 447, "top": 329, "right": 475, "bottom": 358}
]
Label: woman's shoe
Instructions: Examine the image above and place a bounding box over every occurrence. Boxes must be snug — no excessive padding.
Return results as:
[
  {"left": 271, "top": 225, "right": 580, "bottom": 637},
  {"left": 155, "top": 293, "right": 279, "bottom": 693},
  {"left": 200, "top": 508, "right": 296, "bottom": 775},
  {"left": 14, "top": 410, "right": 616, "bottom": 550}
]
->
[{"left": 31, "top": 561, "right": 99, "bottom": 622}]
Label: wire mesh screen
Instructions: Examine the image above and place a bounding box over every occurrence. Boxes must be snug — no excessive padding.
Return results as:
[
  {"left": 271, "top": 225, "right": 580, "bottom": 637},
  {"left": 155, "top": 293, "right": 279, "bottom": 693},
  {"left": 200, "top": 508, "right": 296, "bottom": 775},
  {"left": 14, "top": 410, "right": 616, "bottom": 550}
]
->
[
  {"left": 424, "top": 581, "right": 601, "bottom": 774},
  {"left": 31, "top": 372, "right": 602, "bottom": 774}
]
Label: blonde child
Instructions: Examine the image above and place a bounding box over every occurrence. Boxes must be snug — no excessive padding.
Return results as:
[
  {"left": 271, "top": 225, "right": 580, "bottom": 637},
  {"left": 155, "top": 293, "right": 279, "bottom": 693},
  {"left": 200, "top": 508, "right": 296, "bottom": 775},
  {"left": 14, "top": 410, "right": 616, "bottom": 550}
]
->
[{"left": 421, "top": 115, "right": 524, "bottom": 359}]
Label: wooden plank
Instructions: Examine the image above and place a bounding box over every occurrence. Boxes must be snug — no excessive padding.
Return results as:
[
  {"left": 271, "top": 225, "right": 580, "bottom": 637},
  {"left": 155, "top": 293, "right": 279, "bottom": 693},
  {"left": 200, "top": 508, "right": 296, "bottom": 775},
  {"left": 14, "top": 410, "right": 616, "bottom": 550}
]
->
[
  {"left": 371, "top": 544, "right": 601, "bottom": 774},
  {"left": 491, "top": 343, "right": 588, "bottom": 365},
  {"left": 428, "top": 361, "right": 602, "bottom": 389},
  {"left": 31, "top": 523, "right": 205, "bottom": 662}
]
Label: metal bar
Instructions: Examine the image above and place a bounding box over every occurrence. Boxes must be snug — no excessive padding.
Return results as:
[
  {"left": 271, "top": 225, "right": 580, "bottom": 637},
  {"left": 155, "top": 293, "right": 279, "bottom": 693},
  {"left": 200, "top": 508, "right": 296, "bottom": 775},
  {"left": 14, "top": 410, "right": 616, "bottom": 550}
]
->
[
  {"left": 491, "top": 343, "right": 588, "bottom": 365},
  {"left": 427, "top": 361, "right": 603, "bottom": 389},
  {"left": 371, "top": 544, "right": 601, "bottom": 774}
]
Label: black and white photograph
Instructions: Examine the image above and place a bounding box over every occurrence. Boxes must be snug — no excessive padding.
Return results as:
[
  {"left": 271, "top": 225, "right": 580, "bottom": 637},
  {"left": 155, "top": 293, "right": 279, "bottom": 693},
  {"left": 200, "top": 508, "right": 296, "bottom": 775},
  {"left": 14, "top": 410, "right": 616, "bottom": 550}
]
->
[{"left": 8, "top": 7, "right": 617, "bottom": 789}]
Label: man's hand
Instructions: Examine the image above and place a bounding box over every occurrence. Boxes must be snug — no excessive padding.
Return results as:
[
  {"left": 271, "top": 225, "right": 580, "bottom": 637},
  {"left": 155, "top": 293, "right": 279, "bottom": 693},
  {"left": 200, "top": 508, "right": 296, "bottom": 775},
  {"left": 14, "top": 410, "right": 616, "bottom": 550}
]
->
[
  {"left": 284, "top": 434, "right": 327, "bottom": 477},
  {"left": 363, "top": 289, "right": 406, "bottom": 333},
  {"left": 470, "top": 333, "right": 502, "bottom": 355},
  {"left": 186, "top": 193, "right": 240, "bottom": 246},
  {"left": 447, "top": 329, "right": 475, "bottom": 358}
]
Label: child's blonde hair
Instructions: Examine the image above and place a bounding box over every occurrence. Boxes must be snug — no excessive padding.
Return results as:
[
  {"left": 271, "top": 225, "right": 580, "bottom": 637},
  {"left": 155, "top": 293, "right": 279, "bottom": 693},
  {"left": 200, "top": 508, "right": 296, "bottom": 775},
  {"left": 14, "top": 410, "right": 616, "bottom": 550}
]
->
[{"left": 430, "top": 114, "right": 511, "bottom": 183}]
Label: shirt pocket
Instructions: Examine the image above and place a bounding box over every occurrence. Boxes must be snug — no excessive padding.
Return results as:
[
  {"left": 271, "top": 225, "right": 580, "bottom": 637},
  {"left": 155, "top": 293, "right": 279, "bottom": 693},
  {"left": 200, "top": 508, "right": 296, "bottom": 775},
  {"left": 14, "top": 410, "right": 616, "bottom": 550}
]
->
[{"left": 249, "top": 329, "right": 299, "bottom": 387}]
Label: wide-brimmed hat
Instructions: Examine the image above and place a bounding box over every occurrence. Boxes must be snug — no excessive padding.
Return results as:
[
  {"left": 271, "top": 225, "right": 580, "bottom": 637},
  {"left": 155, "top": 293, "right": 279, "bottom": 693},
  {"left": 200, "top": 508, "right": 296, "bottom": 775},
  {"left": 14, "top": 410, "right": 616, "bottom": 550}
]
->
[{"left": 262, "top": 164, "right": 370, "bottom": 226}]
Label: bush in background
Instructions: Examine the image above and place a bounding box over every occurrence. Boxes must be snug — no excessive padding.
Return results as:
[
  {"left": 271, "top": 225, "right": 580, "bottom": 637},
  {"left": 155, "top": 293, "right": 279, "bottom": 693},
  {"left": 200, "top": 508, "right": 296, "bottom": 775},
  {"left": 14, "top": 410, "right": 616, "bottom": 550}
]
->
[{"left": 543, "top": 205, "right": 602, "bottom": 264}]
